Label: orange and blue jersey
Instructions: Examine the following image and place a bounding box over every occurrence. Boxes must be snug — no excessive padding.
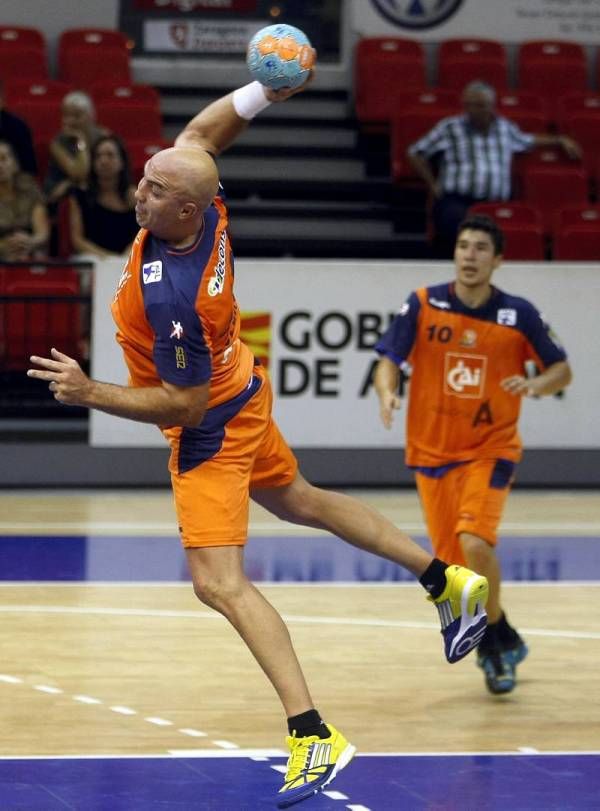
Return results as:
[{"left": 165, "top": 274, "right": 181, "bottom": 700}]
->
[
  {"left": 111, "top": 193, "right": 256, "bottom": 473},
  {"left": 375, "top": 283, "right": 567, "bottom": 468}
]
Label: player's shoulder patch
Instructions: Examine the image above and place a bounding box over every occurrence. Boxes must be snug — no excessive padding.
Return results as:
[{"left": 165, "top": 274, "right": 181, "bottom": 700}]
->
[{"left": 425, "top": 282, "right": 452, "bottom": 309}]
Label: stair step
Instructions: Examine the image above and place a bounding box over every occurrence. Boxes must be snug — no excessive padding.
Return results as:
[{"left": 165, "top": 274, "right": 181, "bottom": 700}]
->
[{"left": 217, "top": 155, "right": 367, "bottom": 183}]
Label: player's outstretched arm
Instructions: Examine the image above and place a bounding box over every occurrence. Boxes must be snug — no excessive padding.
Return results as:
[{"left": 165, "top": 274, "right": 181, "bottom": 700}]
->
[
  {"left": 175, "top": 77, "right": 313, "bottom": 156},
  {"left": 27, "top": 348, "right": 209, "bottom": 428},
  {"left": 374, "top": 356, "right": 403, "bottom": 430}
]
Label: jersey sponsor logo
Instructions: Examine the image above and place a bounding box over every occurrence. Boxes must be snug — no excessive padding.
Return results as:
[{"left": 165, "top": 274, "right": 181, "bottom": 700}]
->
[
  {"left": 170, "top": 320, "right": 184, "bottom": 340},
  {"left": 398, "top": 301, "right": 410, "bottom": 316},
  {"left": 444, "top": 353, "right": 487, "bottom": 398},
  {"left": 142, "top": 260, "right": 163, "bottom": 284},
  {"left": 208, "top": 230, "right": 227, "bottom": 296},
  {"left": 371, "top": 0, "right": 464, "bottom": 30},
  {"left": 497, "top": 308, "right": 517, "bottom": 326},
  {"left": 459, "top": 329, "right": 477, "bottom": 348},
  {"left": 175, "top": 346, "right": 187, "bottom": 369},
  {"left": 429, "top": 297, "right": 451, "bottom": 310}
]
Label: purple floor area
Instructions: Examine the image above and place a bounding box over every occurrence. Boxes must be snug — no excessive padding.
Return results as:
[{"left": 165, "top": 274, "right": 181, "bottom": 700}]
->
[
  {"left": 0, "top": 533, "right": 598, "bottom": 582},
  {"left": 1, "top": 753, "right": 599, "bottom": 810}
]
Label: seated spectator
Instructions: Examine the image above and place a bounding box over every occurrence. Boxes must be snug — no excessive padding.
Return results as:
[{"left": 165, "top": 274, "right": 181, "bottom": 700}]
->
[
  {"left": 406, "top": 80, "right": 582, "bottom": 257},
  {"left": 0, "top": 79, "right": 38, "bottom": 177},
  {"left": 44, "top": 91, "right": 107, "bottom": 204},
  {"left": 69, "top": 135, "right": 138, "bottom": 258},
  {"left": 0, "top": 140, "right": 49, "bottom": 261}
]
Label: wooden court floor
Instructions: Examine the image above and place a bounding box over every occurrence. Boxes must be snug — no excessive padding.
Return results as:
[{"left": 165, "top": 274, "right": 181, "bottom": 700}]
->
[{"left": 0, "top": 488, "right": 599, "bottom": 760}]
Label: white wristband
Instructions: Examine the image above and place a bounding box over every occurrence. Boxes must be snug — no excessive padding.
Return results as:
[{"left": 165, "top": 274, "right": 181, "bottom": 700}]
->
[{"left": 232, "top": 81, "right": 271, "bottom": 120}]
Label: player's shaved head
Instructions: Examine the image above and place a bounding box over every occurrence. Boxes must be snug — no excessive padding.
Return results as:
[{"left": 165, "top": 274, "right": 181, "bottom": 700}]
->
[{"left": 152, "top": 147, "right": 219, "bottom": 213}]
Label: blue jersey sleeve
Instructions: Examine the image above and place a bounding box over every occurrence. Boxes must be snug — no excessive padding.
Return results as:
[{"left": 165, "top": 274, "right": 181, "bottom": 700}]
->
[
  {"left": 145, "top": 298, "right": 212, "bottom": 386},
  {"left": 375, "top": 291, "right": 421, "bottom": 365},
  {"left": 519, "top": 301, "right": 567, "bottom": 368}
]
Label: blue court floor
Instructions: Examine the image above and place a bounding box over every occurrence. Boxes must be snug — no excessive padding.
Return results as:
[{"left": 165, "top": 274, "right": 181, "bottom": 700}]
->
[
  {"left": 0, "top": 533, "right": 598, "bottom": 582},
  {"left": 2, "top": 753, "right": 599, "bottom": 810}
]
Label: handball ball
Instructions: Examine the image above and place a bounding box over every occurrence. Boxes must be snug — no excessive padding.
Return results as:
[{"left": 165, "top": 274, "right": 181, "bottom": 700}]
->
[{"left": 246, "top": 24, "right": 316, "bottom": 90}]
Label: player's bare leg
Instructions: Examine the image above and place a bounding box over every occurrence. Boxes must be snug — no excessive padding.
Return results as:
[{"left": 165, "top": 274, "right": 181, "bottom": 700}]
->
[
  {"left": 460, "top": 532, "right": 502, "bottom": 621},
  {"left": 252, "top": 472, "right": 489, "bottom": 664},
  {"left": 185, "top": 544, "right": 314, "bottom": 717},
  {"left": 459, "top": 531, "right": 528, "bottom": 694},
  {"left": 251, "top": 471, "right": 431, "bottom": 577}
]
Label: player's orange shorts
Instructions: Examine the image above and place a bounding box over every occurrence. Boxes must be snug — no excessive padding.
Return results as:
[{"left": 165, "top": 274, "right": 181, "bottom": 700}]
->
[
  {"left": 167, "top": 364, "right": 298, "bottom": 548},
  {"left": 415, "top": 458, "right": 515, "bottom": 566}
]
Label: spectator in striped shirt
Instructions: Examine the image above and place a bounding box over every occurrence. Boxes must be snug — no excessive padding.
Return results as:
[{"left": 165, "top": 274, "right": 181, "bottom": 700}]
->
[{"left": 407, "top": 80, "right": 581, "bottom": 258}]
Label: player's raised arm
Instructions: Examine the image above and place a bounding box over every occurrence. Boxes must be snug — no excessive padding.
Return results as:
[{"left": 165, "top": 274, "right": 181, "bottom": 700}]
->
[{"left": 175, "top": 23, "right": 315, "bottom": 156}]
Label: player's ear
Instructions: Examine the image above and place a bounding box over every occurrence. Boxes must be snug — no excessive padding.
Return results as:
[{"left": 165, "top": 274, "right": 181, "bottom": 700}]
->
[{"left": 179, "top": 201, "right": 199, "bottom": 220}]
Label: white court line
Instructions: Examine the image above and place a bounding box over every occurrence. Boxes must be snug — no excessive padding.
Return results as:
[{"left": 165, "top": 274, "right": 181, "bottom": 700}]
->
[
  {"left": 0, "top": 750, "right": 597, "bottom": 761},
  {"left": 34, "top": 685, "right": 63, "bottom": 694},
  {"left": 145, "top": 717, "right": 173, "bottom": 727},
  {"left": 171, "top": 748, "right": 286, "bottom": 758},
  {"left": 110, "top": 706, "right": 137, "bottom": 716},
  {"left": 1, "top": 604, "right": 599, "bottom": 640}
]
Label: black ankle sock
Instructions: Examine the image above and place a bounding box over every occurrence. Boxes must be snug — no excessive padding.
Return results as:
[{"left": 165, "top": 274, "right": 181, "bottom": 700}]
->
[
  {"left": 287, "top": 709, "right": 330, "bottom": 739},
  {"left": 497, "top": 612, "right": 520, "bottom": 645},
  {"left": 419, "top": 558, "right": 448, "bottom": 599},
  {"left": 478, "top": 619, "right": 500, "bottom": 652}
]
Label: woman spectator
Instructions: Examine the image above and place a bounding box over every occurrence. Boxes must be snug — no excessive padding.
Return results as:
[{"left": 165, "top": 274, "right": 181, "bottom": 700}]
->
[
  {"left": 69, "top": 135, "right": 138, "bottom": 258},
  {"left": 0, "top": 140, "right": 49, "bottom": 261},
  {"left": 44, "top": 91, "right": 107, "bottom": 204}
]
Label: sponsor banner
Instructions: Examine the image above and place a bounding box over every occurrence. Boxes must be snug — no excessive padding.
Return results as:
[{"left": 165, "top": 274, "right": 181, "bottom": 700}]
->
[
  {"left": 355, "top": 0, "right": 600, "bottom": 43},
  {"left": 134, "top": 0, "right": 257, "bottom": 10},
  {"left": 143, "top": 18, "right": 261, "bottom": 52},
  {"left": 91, "top": 260, "right": 600, "bottom": 449}
]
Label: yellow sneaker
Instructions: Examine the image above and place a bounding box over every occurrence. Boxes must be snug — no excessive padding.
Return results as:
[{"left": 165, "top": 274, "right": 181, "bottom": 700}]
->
[
  {"left": 429, "top": 564, "right": 489, "bottom": 663},
  {"left": 277, "top": 723, "right": 356, "bottom": 808}
]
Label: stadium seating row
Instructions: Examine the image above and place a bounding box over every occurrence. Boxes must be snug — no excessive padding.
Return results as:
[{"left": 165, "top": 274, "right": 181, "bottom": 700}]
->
[
  {"left": 468, "top": 202, "right": 600, "bottom": 260},
  {"left": 0, "top": 25, "right": 132, "bottom": 88},
  {"left": 355, "top": 36, "right": 600, "bottom": 126},
  {"left": 1, "top": 76, "right": 167, "bottom": 180}
]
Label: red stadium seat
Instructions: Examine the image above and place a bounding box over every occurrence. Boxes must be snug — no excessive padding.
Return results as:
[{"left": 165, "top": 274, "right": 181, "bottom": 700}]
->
[
  {"left": 437, "top": 39, "right": 508, "bottom": 93},
  {"left": 512, "top": 147, "right": 583, "bottom": 197},
  {"left": 497, "top": 90, "right": 548, "bottom": 119},
  {"left": 560, "top": 113, "right": 600, "bottom": 179},
  {"left": 436, "top": 57, "right": 508, "bottom": 94},
  {"left": 10, "top": 97, "right": 63, "bottom": 142},
  {"left": 521, "top": 163, "right": 589, "bottom": 233},
  {"left": 126, "top": 138, "right": 171, "bottom": 183},
  {"left": 1, "top": 267, "right": 83, "bottom": 370},
  {"left": 354, "top": 37, "right": 426, "bottom": 127},
  {"left": 468, "top": 202, "right": 545, "bottom": 260},
  {"left": 3, "top": 79, "right": 73, "bottom": 107},
  {"left": 556, "top": 91, "right": 600, "bottom": 122},
  {"left": 0, "top": 25, "right": 45, "bottom": 52},
  {"left": 58, "top": 28, "right": 132, "bottom": 78},
  {"left": 59, "top": 46, "right": 131, "bottom": 89},
  {"left": 0, "top": 46, "right": 47, "bottom": 80},
  {"left": 394, "top": 88, "right": 460, "bottom": 115},
  {"left": 552, "top": 205, "right": 600, "bottom": 260},
  {"left": 90, "top": 81, "right": 160, "bottom": 111},
  {"left": 96, "top": 100, "right": 162, "bottom": 142},
  {"left": 391, "top": 106, "right": 458, "bottom": 182},
  {"left": 517, "top": 40, "right": 588, "bottom": 125}
]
